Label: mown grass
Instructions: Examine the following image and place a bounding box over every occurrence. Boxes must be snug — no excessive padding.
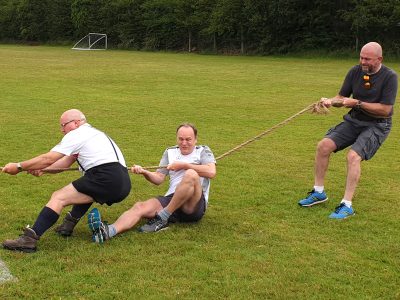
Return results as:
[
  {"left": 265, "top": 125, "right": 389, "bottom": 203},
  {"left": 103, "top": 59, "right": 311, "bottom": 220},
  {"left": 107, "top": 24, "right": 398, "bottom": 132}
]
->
[{"left": 0, "top": 45, "right": 399, "bottom": 299}]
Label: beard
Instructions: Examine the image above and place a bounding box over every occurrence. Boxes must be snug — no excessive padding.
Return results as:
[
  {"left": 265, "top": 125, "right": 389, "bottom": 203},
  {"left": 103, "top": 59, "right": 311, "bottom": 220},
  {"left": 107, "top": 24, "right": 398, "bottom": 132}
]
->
[
  {"left": 361, "top": 64, "right": 372, "bottom": 73},
  {"left": 361, "top": 62, "right": 381, "bottom": 74}
]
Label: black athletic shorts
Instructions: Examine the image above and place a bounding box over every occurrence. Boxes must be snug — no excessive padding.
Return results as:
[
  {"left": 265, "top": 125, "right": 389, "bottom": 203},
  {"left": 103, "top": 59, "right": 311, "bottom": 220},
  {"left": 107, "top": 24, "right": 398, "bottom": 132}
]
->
[
  {"left": 72, "top": 162, "right": 131, "bottom": 206},
  {"left": 157, "top": 193, "right": 206, "bottom": 222}
]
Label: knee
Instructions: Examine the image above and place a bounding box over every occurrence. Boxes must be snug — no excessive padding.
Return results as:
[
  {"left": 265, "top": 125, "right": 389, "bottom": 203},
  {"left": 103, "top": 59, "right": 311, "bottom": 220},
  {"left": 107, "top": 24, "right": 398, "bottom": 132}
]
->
[
  {"left": 182, "top": 169, "right": 200, "bottom": 184},
  {"left": 183, "top": 169, "right": 200, "bottom": 180},
  {"left": 317, "top": 139, "right": 335, "bottom": 155},
  {"left": 131, "top": 201, "right": 146, "bottom": 211},
  {"left": 48, "top": 190, "right": 66, "bottom": 208},
  {"left": 347, "top": 150, "right": 362, "bottom": 165}
]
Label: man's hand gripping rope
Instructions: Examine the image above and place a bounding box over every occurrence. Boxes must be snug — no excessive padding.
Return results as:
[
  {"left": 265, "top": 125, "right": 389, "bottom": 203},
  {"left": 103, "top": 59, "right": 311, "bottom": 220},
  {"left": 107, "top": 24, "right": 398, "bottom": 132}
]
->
[{"left": 311, "top": 97, "right": 344, "bottom": 114}]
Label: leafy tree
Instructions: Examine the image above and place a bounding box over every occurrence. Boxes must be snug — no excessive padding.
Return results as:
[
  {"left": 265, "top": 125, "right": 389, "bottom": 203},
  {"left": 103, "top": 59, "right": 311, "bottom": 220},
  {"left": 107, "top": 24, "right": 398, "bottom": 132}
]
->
[
  {"left": 0, "top": 0, "right": 21, "bottom": 40},
  {"left": 71, "top": 0, "right": 106, "bottom": 38},
  {"left": 100, "top": 0, "right": 146, "bottom": 49},
  {"left": 342, "top": 0, "right": 400, "bottom": 53},
  {"left": 141, "top": 0, "right": 184, "bottom": 50},
  {"left": 47, "top": 0, "right": 74, "bottom": 42},
  {"left": 174, "top": 0, "right": 212, "bottom": 52},
  {"left": 209, "top": 0, "right": 248, "bottom": 53},
  {"left": 17, "top": 0, "right": 50, "bottom": 41}
]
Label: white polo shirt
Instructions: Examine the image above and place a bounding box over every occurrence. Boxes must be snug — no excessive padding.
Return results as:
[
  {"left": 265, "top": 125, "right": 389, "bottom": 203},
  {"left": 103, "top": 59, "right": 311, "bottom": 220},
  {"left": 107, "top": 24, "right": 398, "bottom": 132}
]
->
[
  {"left": 158, "top": 145, "right": 216, "bottom": 202},
  {"left": 51, "top": 123, "right": 126, "bottom": 171}
]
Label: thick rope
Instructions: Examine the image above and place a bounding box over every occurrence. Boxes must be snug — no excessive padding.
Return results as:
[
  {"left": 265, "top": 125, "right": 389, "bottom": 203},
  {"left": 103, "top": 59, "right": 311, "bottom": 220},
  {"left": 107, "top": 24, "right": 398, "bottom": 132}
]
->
[
  {"left": 1, "top": 101, "right": 328, "bottom": 173},
  {"left": 215, "top": 102, "right": 317, "bottom": 161}
]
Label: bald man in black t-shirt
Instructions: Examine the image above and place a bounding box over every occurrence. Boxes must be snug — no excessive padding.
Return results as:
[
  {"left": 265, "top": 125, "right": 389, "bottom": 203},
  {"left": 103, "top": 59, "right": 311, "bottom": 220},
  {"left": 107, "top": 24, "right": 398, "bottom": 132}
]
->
[{"left": 298, "top": 42, "right": 398, "bottom": 219}]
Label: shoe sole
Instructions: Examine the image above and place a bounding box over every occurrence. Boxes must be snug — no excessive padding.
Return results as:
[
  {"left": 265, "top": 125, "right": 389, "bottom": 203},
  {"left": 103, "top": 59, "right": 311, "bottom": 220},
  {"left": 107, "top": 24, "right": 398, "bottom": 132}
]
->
[
  {"left": 88, "top": 209, "right": 102, "bottom": 232},
  {"left": 137, "top": 226, "right": 169, "bottom": 233},
  {"left": 55, "top": 230, "right": 72, "bottom": 237},
  {"left": 299, "top": 197, "right": 328, "bottom": 207},
  {"left": 2, "top": 244, "right": 36, "bottom": 253},
  {"left": 329, "top": 212, "right": 355, "bottom": 219}
]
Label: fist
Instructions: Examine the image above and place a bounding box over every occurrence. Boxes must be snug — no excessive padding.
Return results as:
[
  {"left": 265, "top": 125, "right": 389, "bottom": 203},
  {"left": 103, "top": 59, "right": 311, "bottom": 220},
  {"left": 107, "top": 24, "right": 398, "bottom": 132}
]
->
[
  {"left": 131, "top": 165, "right": 145, "bottom": 174},
  {"left": 2, "top": 163, "right": 20, "bottom": 175},
  {"left": 320, "top": 97, "right": 332, "bottom": 107}
]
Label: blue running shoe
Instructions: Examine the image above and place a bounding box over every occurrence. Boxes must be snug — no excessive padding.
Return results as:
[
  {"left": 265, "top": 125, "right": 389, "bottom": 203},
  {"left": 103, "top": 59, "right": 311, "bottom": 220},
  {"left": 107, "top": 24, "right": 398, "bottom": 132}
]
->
[
  {"left": 298, "top": 189, "right": 328, "bottom": 207},
  {"left": 329, "top": 203, "right": 355, "bottom": 219},
  {"left": 88, "top": 208, "right": 110, "bottom": 243},
  {"left": 92, "top": 221, "right": 111, "bottom": 243},
  {"left": 87, "top": 208, "right": 102, "bottom": 232}
]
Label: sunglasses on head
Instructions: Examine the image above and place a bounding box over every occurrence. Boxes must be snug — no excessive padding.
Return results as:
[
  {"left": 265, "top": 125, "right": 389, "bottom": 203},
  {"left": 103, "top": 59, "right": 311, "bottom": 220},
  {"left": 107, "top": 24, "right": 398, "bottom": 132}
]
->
[{"left": 363, "top": 75, "right": 371, "bottom": 89}]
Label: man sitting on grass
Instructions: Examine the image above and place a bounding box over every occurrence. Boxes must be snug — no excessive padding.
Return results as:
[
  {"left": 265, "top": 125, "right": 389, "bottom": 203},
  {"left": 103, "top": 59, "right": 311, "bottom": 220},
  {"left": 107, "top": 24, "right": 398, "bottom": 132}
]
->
[{"left": 88, "top": 123, "right": 216, "bottom": 242}]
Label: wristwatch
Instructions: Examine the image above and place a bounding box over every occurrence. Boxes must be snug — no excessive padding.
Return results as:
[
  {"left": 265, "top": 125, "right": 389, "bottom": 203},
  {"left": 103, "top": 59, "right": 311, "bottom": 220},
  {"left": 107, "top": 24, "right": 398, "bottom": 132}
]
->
[
  {"left": 356, "top": 100, "right": 362, "bottom": 109},
  {"left": 17, "top": 162, "right": 23, "bottom": 172}
]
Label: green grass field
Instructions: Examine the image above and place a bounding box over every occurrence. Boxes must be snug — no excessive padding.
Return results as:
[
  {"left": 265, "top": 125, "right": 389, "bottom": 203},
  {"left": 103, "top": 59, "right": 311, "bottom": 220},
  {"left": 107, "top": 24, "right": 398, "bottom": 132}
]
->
[{"left": 0, "top": 45, "right": 399, "bottom": 299}]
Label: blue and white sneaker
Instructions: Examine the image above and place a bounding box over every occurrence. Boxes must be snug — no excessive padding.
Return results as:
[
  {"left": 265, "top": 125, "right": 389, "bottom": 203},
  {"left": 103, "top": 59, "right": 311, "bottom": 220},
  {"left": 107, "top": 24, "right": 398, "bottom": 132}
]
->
[
  {"left": 87, "top": 208, "right": 110, "bottom": 243},
  {"left": 298, "top": 189, "right": 328, "bottom": 207},
  {"left": 329, "top": 203, "right": 355, "bottom": 219},
  {"left": 88, "top": 208, "right": 102, "bottom": 232},
  {"left": 92, "top": 222, "right": 111, "bottom": 243}
]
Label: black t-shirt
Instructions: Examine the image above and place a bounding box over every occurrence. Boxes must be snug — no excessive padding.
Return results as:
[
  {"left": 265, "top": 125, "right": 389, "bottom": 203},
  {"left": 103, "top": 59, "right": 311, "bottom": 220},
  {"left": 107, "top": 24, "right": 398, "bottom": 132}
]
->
[{"left": 339, "top": 64, "right": 398, "bottom": 120}]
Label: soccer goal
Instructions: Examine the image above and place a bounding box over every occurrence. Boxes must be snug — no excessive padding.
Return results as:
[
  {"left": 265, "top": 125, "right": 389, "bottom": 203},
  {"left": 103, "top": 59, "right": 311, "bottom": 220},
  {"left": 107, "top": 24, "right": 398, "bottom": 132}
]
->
[{"left": 72, "top": 33, "right": 107, "bottom": 50}]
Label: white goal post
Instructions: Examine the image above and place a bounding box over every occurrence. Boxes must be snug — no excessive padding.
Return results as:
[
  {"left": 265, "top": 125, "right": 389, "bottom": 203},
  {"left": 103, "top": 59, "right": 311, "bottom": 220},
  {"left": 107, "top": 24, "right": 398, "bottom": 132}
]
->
[{"left": 72, "top": 33, "right": 107, "bottom": 50}]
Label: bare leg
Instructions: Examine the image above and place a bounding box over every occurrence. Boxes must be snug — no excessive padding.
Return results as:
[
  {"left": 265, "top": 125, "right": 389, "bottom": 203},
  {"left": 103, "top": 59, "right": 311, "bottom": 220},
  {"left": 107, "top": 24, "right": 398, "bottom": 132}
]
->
[
  {"left": 113, "top": 198, "right": 163, "bottom": 234},
  {"left": 343, "top": 150, "right": 362, "bottom": 201},
  {"left": 46, "top": 183, "right": 94, "bottom": 214},
  {"left": 315, "top": 138, "right": 337, "bottom": 186},
  {"left": 165, "top": 169, "right": 203, "bottom": 214}
]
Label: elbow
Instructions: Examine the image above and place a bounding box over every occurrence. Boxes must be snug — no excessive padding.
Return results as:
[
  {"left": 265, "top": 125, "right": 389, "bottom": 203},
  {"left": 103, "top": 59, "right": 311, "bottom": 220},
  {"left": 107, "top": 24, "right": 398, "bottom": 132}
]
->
[
  {"left": 209, "top": 169, "right": 217, "bottom": 179},
  {"left": 382, "top": 105, "right": 393, "bottom": 117},
  {"left": 383, "top": 110, "right": 392, "bottom": 117}
]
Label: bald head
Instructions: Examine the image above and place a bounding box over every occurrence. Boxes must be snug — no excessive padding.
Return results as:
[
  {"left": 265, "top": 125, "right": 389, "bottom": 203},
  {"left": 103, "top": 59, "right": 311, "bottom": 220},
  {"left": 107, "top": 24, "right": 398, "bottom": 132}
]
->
[
  {"left": 361, "top": 42, "right": 382, "bottom": 58},
  {"left": 59, "top": 109, "right": 87, "bottom": 134},
  {"left": 61, "top": 109, "right": 86, "bottom": 121},
  {"left": 360, "top": 42, "right": 383, "bottom": 74}
]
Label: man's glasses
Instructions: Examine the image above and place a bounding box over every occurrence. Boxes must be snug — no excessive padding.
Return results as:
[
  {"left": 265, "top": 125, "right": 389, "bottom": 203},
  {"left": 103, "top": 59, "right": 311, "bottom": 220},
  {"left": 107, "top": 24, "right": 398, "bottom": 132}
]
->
[
  {"left": 363, "top": 75, "right": 371, "bottom": 89},
  {"left": 60, "top": 119, "right": 77, "bottom": 128}
]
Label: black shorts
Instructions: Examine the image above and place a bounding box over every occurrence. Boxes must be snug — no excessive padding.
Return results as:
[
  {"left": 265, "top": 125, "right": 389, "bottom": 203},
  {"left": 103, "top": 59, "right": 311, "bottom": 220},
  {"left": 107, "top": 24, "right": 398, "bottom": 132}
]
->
[
  {"left": 325, "top": 114, "right": 392, "bottom": 160},
  {"left": 72, "top": 162, "right": 131, "bottom": 206},
  {"left": 157, "top": 193, "right": 206, "bottom": 222}
]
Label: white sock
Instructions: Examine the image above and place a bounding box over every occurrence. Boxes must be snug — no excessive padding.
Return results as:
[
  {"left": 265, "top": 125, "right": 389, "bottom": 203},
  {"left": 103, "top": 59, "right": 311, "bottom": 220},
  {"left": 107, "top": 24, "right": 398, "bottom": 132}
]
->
[
  {"left": 314, "top": 185, "right": 324, "bottom": 193},
  {"left": 341, "top": 199, "right": 352, "bottom": 208}
]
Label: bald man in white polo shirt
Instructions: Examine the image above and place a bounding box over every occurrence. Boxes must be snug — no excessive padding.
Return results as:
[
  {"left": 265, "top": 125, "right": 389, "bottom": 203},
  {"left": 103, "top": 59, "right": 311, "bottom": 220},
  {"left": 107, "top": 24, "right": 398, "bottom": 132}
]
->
[{"left": 2, "top": 109, "right": 131, "bottom": 252}]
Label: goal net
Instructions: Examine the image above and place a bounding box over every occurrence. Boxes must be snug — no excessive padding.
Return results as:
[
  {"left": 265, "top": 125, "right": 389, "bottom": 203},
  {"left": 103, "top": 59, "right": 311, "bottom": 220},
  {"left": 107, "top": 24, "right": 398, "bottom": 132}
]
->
[{"left": 72, "top": 33, "right": 107, "bottom": 50}]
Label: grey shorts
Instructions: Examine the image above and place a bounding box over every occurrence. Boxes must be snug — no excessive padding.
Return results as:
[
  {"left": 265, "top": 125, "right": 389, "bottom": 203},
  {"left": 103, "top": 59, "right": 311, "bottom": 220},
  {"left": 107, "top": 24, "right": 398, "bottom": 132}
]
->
[
  {"left": 157, "top": 193, "right": 206, "bottom": 222},
  {"left": 325, "top": 114, "right": 392, "bottom": 160}
]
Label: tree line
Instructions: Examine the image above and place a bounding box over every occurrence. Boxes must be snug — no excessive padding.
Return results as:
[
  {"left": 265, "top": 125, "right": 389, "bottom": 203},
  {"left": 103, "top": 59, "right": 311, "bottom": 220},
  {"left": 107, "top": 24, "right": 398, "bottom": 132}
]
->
[{"left": 1, "top": 0, "right": 400, "bottom": 55}]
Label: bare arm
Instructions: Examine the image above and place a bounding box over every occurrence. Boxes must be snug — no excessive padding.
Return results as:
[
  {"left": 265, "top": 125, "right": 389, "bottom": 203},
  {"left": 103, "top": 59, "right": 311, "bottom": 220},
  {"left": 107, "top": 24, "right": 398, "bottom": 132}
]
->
[
  {"left": 342, "top": 97, "right": 392, "bottom": 117},
  {"left": 321, "top": 95, "right": 393, "bottom": 117},
  {"left": 131, "top": 165, "right": 167, "bottom": 185},
  {"left": 2, "top": 151, "right": 65, "bottom": 175},
  {"left": 167, "top": 162, "right": 216, "bottom": 179},
  {"left": 35, "top": 155, "right": 77, "bottom": 175}
]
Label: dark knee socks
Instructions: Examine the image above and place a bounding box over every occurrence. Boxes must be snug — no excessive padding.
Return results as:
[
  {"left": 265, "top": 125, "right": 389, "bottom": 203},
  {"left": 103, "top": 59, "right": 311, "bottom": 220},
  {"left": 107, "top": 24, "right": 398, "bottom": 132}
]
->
[
  {"left": 32, "top": 206, "right": 60, "bottom": 236},
  {"left": 70, "top": 203, "right": 92, "bottom": 219}
]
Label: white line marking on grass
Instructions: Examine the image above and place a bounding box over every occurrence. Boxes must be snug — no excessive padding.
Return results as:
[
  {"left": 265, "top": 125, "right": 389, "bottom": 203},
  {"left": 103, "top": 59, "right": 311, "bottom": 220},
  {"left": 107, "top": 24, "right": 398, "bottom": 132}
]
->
[{"left": 0, "top": 258, "right": 16, "bottom": 284}]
